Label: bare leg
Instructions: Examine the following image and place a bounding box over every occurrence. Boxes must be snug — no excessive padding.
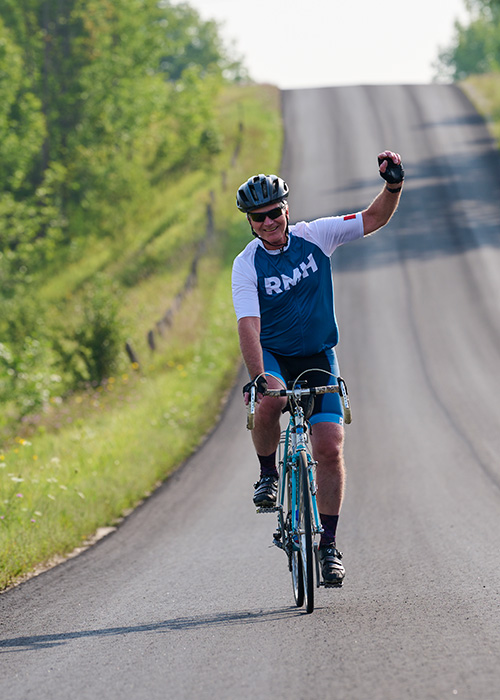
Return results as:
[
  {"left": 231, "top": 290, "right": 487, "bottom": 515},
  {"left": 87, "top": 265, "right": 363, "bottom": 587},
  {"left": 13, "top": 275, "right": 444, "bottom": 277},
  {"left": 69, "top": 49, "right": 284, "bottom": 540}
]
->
[
  {"left": 310, "top": 422, "right": 345, "bottom": 515},
  {"left": 251, "top": 375, "right": 286, "bottom": 457}
]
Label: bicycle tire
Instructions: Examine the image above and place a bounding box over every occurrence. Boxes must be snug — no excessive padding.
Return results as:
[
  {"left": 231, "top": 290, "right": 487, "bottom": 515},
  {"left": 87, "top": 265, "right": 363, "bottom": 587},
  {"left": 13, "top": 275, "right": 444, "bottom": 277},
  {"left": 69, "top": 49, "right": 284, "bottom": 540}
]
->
[
  {"left": 298, "top": 450, "right": 314, "bottom": 613},
  {"left": 286, "top": 464, "right": 304, "bottom": 608}
]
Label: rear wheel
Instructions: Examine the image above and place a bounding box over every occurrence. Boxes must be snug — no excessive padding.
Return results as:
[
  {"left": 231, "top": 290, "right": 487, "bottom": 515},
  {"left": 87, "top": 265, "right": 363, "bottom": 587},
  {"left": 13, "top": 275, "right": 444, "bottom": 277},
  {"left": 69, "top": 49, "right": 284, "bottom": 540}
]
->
[{"left": 298, "top": 451, "right": 314, "bottom": 613}]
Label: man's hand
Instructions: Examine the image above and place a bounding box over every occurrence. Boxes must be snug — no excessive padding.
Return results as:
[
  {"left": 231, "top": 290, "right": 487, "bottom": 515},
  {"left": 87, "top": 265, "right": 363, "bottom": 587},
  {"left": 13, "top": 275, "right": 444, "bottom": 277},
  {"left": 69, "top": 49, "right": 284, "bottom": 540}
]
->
[
  {"left": 378, "top": 150, "right": 404, "bottom": 184},
  {"left": 242, "top": 375, "right": 268, "bottom": 406}
]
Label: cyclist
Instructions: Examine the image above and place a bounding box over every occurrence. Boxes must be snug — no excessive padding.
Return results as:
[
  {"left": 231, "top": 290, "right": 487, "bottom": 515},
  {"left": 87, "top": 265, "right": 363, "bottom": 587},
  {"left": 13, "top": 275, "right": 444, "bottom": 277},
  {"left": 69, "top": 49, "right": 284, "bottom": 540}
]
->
[{"left": 231, "top": 151, "right": 404, "bottom": 585}]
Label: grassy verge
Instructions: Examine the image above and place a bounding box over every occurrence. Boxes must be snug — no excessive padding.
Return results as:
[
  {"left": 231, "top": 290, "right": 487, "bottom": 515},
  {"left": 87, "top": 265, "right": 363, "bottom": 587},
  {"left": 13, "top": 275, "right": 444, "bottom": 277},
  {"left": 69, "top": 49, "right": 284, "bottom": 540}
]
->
[
  {"left": 461, "top": 73, "right": 500, "bottom": 144},
  {"left": 0, "top": 82, "right": 282, "bottom": 590}
]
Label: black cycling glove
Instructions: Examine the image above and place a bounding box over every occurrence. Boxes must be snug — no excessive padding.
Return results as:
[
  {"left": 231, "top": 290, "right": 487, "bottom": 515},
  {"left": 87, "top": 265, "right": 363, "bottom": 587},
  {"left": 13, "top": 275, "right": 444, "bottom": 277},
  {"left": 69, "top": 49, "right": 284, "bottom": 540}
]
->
[
  {"left": 378, "top": 155, "right": 405, "bottom": 184},
  {"left": 243, "top": 375, "right": 268, "bottom": 396}
]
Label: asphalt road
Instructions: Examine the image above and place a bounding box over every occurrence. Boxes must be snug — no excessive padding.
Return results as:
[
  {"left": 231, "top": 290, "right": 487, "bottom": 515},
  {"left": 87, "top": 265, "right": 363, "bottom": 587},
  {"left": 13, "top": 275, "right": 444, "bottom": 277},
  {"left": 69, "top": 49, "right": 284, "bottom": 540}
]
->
[{"left": 2, "top": 84, "right": 500, "bottom": 700}]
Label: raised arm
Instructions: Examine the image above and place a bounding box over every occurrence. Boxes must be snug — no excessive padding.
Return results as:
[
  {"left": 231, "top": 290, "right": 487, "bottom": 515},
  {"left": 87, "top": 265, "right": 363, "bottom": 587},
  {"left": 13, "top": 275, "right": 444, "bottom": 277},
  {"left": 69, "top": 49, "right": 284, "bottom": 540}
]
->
[{"left": 362, "top": 150, "right": 404, "bottom": 235}]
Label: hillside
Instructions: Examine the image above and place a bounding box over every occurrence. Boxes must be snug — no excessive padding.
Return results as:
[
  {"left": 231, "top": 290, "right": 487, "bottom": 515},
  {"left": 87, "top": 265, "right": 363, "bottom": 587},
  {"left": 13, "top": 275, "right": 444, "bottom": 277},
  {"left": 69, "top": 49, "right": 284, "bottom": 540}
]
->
[{"left": 0, "top": 81, "right": 282, "bottom": 590}]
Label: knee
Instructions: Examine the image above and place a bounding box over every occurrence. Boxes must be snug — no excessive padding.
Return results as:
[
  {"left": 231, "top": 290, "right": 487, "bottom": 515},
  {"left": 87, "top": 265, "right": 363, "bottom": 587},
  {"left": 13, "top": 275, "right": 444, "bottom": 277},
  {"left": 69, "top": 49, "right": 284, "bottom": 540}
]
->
[{"left": 313, "top": 431, "right": 344, "bottom": 466}]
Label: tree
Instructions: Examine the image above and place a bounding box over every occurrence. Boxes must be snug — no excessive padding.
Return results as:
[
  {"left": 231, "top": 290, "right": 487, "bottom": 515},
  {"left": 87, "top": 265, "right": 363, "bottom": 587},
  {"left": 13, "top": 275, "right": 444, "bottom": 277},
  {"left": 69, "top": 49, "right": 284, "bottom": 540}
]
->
[
  {"left": 0, "top": 0, "right": 247, "bottom": 419},
  {"left": 0, "top": 0, "right": 242, "bottom": 240},
  {"left": 0, "top": 16, "right": 65, "bottom": 268},
  {"left": 157, "top": 1, "right": 242, "bottom": 81},
  {"left": 0, "top": 18, "right": 45, "bottom": 197},
  {"left": 436, "top": 0, "right": 500, "bottom": 80}
]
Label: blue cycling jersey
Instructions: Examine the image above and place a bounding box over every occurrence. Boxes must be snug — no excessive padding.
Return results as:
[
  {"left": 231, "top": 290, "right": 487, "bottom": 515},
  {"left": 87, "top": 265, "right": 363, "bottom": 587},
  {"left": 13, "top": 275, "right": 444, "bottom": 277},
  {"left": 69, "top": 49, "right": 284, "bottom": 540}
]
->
[{"left": 232, "top": 214, "right": 364, "bottom": 356}]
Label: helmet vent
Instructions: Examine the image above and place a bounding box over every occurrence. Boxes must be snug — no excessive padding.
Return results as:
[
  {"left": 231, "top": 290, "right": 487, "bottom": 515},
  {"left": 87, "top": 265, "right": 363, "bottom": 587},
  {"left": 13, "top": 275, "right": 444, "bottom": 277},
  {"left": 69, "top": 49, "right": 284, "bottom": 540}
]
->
[
  {"left": 238, "top": 189, "right": 250, "bottom": 206},
  {"left": 248, "top": 183, "right": 258, "bottom": 202}
]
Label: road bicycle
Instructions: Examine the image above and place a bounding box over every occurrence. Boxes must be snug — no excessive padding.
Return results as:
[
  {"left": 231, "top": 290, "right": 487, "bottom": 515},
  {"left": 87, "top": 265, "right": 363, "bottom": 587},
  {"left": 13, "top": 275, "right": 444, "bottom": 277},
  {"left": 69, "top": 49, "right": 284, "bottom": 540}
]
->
[{"left": 247, "top": 371, "right": 351, "bottom": 614}]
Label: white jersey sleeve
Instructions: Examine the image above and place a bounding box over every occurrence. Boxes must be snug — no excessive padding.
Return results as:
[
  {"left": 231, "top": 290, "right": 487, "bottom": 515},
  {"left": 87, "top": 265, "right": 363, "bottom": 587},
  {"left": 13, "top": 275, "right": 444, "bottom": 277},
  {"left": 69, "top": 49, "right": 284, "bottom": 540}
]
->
[
  {"left": 292, "top": 212, "right": 364, "bottom": 256},
  {"left": 231, "top": 241, "right": 260, "bottom": 321}
]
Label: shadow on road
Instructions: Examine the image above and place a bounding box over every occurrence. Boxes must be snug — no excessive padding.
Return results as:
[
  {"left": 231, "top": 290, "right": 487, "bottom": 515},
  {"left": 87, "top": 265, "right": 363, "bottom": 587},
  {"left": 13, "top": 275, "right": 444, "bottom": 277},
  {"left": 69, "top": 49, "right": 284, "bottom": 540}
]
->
[{"left": 0, "top": 606, "right": 303, "bottom": 653}]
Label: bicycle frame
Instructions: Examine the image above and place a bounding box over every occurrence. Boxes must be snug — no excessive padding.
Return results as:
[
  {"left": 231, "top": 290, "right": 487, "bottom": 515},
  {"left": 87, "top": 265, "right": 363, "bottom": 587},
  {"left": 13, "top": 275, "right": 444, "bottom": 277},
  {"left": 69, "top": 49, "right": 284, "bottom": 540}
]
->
[{"left": 277, "top": 403, "right": 322, "bottom": 549}]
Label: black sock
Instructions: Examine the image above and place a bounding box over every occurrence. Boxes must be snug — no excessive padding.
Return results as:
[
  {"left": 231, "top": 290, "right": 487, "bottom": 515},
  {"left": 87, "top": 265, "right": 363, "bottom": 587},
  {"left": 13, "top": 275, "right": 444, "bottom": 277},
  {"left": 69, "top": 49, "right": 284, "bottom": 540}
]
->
[
  {"left": 258, "top": 452, "right": 278, "bottom": 479},
  {"left": 319, "top": 513, "right": 339, "bottom": 547}
]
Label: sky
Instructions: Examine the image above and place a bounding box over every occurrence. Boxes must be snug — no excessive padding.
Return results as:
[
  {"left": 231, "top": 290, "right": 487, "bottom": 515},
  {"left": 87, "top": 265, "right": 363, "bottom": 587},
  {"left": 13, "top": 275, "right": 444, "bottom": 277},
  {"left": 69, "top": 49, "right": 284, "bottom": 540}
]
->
[{"left": 179, "top": 0, "right": 470, "bottom": 89}]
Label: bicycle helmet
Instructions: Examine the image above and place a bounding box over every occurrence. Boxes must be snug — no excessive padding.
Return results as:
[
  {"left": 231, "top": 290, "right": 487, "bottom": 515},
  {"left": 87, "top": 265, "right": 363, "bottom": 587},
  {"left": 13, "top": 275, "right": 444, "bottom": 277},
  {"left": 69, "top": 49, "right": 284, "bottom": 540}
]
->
[{"left": 236, "top": 174, "right": 289, "bottom": 212}]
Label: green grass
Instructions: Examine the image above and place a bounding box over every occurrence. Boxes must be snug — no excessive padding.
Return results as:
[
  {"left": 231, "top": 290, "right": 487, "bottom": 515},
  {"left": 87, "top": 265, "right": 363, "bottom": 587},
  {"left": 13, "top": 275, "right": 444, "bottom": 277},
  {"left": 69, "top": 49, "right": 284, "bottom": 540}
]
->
[
  {"left": 0, "top": 82, "right": 283, "bottom": 590},
  {"left": 461, "top": 73, "right": 500, "bottom": 144},
  {"left": 1, "top": 264, "right": 239, "bottom": 581}
]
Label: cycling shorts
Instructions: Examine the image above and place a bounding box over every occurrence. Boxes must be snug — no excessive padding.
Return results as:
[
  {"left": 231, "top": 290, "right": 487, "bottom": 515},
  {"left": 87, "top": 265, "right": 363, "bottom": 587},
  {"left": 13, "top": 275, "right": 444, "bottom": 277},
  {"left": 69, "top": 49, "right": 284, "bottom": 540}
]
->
[{"left": 262, "top": 347, "right": 344, "bottom": 426}]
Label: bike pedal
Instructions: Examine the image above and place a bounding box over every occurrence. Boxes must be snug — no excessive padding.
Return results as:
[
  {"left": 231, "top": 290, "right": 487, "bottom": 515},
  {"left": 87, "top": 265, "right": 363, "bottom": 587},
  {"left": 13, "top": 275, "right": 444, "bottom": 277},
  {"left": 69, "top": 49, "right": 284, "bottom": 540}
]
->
[
  {"left": 256, "top": 506, "right": 279, "bottom": 513},
  {"left": 321, "top": 581, "right": 343, "bottom": 588}
]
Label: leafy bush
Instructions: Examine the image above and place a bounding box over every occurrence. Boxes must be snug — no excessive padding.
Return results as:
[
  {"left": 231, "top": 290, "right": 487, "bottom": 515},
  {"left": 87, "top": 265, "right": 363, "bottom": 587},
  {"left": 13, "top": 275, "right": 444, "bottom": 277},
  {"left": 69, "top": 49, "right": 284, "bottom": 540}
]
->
[
  {"left": 53, "top": 277, "right": 125, "bottom": 387},
  {"left": 0, "top": 293, "right": 60, "bottom": 415}
]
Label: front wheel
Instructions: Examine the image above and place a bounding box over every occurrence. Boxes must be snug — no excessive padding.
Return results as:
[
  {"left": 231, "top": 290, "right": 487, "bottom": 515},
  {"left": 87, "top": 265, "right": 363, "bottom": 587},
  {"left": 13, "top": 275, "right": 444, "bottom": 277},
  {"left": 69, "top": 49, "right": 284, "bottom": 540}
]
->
[
  {"left": 298, "top": 451, "right": 314, "bottom": 613},
  {"left": 291, "top": 543, "right": 304, "bottom": 608},
  {"left": 286, "top": 467, "right": 304, "bottom": 607}
]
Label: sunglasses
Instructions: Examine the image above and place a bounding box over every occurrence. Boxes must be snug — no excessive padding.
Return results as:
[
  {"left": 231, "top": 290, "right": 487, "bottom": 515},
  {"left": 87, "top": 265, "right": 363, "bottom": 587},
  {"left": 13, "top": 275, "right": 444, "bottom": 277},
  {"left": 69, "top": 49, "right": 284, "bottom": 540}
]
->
[{"left": 248, "top": 205, "right": 285, "bottom": 223}]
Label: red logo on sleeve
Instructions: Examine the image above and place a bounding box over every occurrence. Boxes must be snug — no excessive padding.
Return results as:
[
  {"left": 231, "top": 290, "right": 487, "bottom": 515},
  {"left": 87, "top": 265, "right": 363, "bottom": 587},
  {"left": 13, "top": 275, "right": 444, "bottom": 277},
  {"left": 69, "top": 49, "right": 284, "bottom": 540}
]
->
[{"left": 343, "top": 214, "right": 356, "bottom": 221}]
